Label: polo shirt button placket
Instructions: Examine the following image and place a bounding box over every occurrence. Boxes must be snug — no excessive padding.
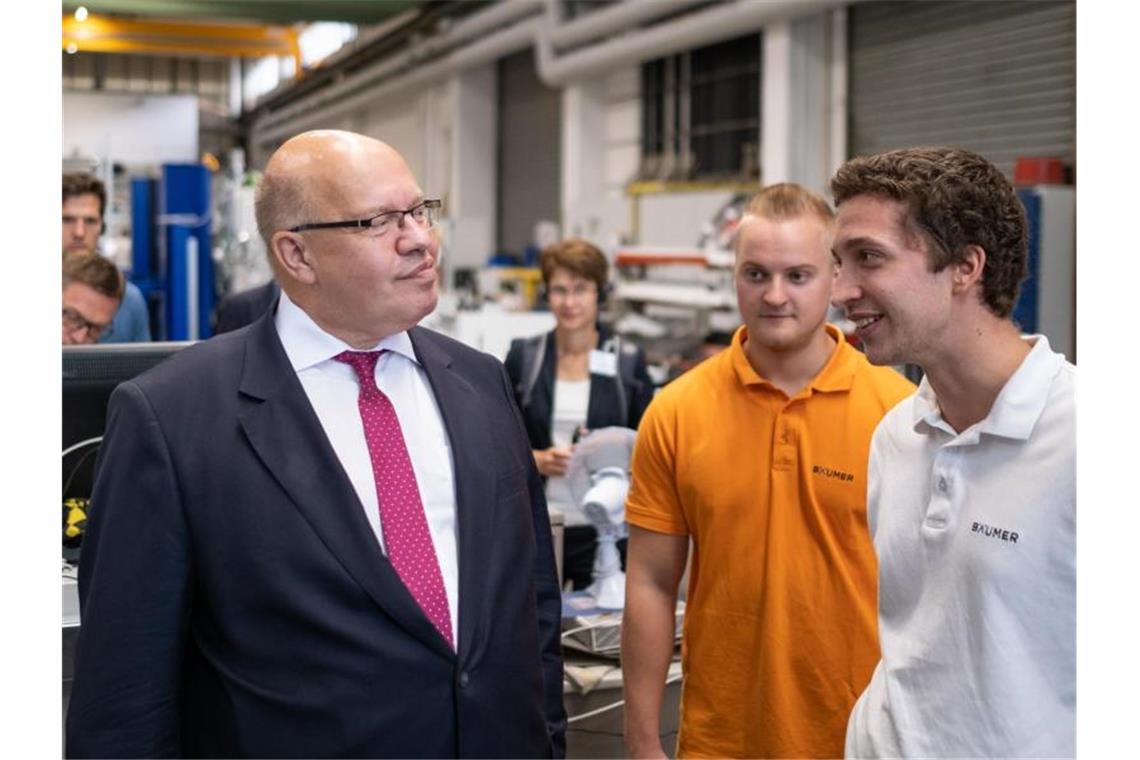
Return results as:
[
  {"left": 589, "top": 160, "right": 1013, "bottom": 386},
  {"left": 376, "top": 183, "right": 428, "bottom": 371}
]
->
[{"left": 924, "top": 454, "right": 953, "bottom": 532}]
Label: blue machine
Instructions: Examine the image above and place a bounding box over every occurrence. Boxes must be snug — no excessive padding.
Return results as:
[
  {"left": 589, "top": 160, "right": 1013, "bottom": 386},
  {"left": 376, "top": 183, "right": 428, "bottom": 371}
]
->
[
  {"left": 129, "top": 165, "right": 215, "bottom": 340},
  {"left": 130, "top": 177, "right": 160, "bottom": 335},
  {"left": 1013, "top": 186, "right": 1075, "bottom": 362},
  {"left": 1013, "top": 189, "right": 1041, "bottom": 335},
  {"left": 163, "top": 164, "right": 214, "bottom": 340}
]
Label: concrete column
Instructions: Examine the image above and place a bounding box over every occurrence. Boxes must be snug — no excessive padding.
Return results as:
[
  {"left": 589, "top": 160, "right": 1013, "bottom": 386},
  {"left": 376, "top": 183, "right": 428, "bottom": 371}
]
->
[
  {"left": 761, "top": 20, "right": 792, "bottom": 185},
  {"left": 561, "top": 79, "right": 607, "bottom": 242},
  {"left": 761, "top": 11, "right": 847, "bottom": 195},
  {"left": 448, "top": 63, "right": 497, "bottom": 269}
]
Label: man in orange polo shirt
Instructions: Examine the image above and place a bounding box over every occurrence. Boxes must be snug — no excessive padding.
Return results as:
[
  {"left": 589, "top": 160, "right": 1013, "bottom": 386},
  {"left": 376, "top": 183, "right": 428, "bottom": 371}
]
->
[{"left": 621, "top": 183, "right": 914, "bottom": 758}]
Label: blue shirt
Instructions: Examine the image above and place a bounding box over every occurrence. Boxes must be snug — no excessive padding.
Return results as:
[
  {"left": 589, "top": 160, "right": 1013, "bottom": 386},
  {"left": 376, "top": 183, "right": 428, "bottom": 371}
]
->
[{"left": 99, "top": 281, "right": 151, "bottom": 343}]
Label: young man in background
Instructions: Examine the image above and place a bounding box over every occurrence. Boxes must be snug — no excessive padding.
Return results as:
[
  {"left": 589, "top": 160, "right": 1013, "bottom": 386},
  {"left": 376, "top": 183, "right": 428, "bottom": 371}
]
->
[
  {"left": 62, "top": 172, "right": 150, "bottom": 342},
  {"left": 622, "top": 183, "right": 914, "bottom": 758}
]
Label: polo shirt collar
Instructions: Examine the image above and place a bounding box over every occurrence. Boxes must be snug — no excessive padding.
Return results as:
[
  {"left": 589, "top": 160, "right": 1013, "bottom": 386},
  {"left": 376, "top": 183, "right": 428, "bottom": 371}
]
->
[
  {"left": 274, "top": 289, "right": 419, "bottom": 373},
  {"left": 811, "top": 324, "right": 860, "bottom": 393},
  {"left": 912, "top": 334, "right": 1062, "bottom": 441},
  {"left": 730, "top": 323, "right": 858, "bottom": 394}
]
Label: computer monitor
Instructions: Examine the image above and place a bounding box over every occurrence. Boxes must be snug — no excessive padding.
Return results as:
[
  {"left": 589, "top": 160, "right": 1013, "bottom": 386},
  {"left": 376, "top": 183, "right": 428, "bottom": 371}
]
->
[{"left": 62, "top": 341, "right": 195, "bottom": 502}]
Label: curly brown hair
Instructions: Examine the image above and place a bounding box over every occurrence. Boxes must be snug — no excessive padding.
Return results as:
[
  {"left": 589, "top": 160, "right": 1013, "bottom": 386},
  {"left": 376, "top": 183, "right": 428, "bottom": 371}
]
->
[
  {"left": 539, "top": 238, "right": 609, "bottom": 292},
  {"left": 830, "top": 147, "right": 1028, "bottom": 318}
]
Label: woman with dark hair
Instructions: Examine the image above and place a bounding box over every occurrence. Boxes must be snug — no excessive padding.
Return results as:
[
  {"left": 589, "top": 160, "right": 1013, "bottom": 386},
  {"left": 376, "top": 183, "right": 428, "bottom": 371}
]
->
[{"left": 505, "top": 238, "right": 655, "bottom": 591}]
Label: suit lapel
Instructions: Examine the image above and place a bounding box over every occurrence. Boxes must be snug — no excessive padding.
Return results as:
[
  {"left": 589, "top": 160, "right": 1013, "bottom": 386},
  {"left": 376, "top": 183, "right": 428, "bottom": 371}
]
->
[
  {"left": 409, "top": 328, "right": 496, "bottom": 658},
  {"left": 236, "top": 314, "right": 454, "bottom": 659}
]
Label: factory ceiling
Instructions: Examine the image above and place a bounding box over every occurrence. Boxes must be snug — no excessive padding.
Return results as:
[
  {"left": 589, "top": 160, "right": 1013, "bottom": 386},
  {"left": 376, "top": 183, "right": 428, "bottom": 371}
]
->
[
  {"left": 61, "top": 1, "right": 444, "bottom": 26},
  {"left": 61, "top": 1, "right": 473, "bottom": 73}
]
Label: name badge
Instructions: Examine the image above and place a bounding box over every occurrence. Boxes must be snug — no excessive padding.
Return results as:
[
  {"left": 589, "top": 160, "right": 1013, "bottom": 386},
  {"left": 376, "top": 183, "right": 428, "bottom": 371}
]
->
[{"left": 588, "top": 349, "right": 618, "bottom": 377}]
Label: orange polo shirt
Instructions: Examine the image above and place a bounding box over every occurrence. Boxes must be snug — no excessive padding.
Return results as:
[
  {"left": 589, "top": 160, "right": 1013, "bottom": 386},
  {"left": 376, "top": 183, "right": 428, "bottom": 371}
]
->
[{"left": 627, "top": 324, "right": 915, "bottom": 758}]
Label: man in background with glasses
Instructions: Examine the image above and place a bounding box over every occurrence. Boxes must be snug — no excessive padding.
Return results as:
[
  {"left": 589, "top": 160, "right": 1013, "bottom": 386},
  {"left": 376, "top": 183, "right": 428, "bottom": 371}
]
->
[
  {"left": 68, "top": 130, "right": 566, "bottom": 758},
  {"left": 62, "top": 252, "right": 123, "bottom": 345},
  {"left": 62, "top": 172, "right": 151, "bottom": 342}
]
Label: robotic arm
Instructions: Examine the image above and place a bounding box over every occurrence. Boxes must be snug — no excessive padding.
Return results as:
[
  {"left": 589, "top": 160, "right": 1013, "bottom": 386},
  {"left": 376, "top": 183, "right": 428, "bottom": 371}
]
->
[{"left": 567, "top": 427, "right": 637, "bottom": 609}]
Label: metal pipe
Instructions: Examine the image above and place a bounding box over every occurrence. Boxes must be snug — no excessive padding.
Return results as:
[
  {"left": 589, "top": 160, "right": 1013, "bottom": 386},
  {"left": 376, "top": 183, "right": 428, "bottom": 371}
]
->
[
  {"left": 447, "top": 0, "right": 543, "bottom": 42},
  {"left": 255, "top": 0, "right": 543, "bottom": 133},
  {"left": 827, "top": 6, "right": 848, "bottom": 181},
  {"left": 535, "top": 0, "right": 847, "bottom": 87},
  {"left": 254, "top": 0, "right": 859, "bottom": 145},
  {"left": 255, "top": 19, "right": 538, "bottom": 144},
  {"left": 545, "top": 0, "right": 709, "bottom": 51}
]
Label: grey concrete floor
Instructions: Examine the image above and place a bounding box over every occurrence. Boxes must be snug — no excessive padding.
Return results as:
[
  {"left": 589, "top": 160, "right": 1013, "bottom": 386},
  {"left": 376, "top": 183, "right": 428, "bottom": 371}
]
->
[{"left": 566, "top": 682, "right": 680, "bottom": 758}]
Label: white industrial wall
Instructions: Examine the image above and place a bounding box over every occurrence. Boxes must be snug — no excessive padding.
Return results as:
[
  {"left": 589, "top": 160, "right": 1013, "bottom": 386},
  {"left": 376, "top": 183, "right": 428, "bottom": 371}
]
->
[
  {"left": 562, "top": 67, "right": 641, "bottom": 249},
  {"left": 449, "top": 66, "right": 498, "bottom": 272},
  {"left": 63, "top": 92, "right": 199, "bottom": 166},
  {"left": 603, "top": 69, "right": 641, "bottom": 234},
  {"left": 252, "top": 59, "right": 642, "bottom": 266},
  {"left": 64, "top": 52, "right": 240, "bottom": 161},
  {"left": 355, "top": 98, "right": 428, "bottom": 180}
]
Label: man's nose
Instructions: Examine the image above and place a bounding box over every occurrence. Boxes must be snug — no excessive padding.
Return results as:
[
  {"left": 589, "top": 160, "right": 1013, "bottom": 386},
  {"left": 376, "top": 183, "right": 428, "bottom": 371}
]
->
[
  {"left": 762, "top": 279, "right": 788, "bottom": 305},
  {"left": 832, "top": 266, "right": 858, "bottom": 309},
  {"left": 398, "top": 217, "right": 436, "bottom": 253}
]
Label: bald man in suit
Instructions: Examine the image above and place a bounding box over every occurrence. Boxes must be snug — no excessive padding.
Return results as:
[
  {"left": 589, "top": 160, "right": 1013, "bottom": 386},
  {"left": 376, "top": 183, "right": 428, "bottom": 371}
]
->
[{"left": 67, "top": 130, "right": 566, "bottom": 758}]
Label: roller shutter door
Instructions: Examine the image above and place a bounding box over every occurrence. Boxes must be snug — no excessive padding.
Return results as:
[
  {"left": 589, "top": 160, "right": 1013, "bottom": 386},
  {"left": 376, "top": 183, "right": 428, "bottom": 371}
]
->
[
  {"left": 848, "top": 1, "right": 1075, "bottom": 177},
  {"left": 497, "top": 48, "right": 561, "bottom": 257}
]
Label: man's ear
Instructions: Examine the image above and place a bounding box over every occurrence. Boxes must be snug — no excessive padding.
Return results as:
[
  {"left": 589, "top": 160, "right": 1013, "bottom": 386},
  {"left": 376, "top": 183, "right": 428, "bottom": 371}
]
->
[
  {"left": 271, "top": 231, "right": 317, "bottom": 285},
  {"left": 952, "top": 244, "right": 986, "bottom": 295}
]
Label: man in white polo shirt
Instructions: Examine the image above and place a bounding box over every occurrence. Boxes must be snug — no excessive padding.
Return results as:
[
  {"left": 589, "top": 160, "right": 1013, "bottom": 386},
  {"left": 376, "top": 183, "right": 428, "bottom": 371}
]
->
[{"left": 830, "top": 146, "right": 1075, "bottom": 758}]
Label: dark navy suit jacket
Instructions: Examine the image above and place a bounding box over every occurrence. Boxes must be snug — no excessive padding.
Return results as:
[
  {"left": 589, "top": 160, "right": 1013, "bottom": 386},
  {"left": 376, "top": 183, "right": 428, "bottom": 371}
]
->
[
  {"left": 66, "top": 309, "right": 567, "bottom": 758},
  {"left": 213, "top": 280, "right": 280, "bottom": 335}
]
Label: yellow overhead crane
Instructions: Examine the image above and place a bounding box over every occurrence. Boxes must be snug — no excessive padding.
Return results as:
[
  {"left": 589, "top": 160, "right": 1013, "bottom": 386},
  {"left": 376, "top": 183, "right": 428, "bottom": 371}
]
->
[{"left": 63, "top": 13, "right": 302, "bottom": 74}]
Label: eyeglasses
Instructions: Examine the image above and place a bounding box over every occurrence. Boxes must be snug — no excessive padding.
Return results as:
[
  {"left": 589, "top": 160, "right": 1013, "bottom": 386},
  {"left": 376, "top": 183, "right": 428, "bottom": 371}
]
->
[
  {"left": 62, "top": 306, "right": 111, "bottom": 340},
  {"left": 289, "top": 199, "right": 442, "bottom": 236},
  {"left": 548, "top": 282, "right": 598, "bottom": 301}
]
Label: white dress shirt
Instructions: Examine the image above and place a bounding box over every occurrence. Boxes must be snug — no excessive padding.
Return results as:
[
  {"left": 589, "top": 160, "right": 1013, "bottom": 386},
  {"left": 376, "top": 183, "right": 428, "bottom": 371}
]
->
[
  {"left": 846, "top": 335, "right": 1075, "bottom": 758},
  {"left": 274, "top": 291, "right": 459, "bottom": 639}
]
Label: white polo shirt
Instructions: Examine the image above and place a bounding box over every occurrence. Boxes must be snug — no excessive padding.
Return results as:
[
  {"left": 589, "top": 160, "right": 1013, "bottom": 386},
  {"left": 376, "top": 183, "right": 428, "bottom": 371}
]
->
[{"left": 846, "top": 335, "right": 1075, "bottom": 759}]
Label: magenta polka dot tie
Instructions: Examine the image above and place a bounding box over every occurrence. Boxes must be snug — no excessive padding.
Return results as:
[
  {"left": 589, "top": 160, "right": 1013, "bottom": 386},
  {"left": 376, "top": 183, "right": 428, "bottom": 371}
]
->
[{"left": 335, "top": 350, "right": 454, "bottom": 650}]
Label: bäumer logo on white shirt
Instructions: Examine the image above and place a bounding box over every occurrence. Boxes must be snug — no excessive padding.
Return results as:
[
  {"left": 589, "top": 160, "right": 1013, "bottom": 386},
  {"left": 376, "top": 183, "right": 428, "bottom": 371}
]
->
[{"left": 971, "top": 522, "right": 1020, "bottom": 544}]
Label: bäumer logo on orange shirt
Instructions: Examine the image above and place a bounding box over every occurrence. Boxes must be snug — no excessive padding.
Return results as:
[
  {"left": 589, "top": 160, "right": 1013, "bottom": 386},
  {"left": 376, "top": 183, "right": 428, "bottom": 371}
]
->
[{"left": 812, "top": 465, "right": 854, "bottom": 482}]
